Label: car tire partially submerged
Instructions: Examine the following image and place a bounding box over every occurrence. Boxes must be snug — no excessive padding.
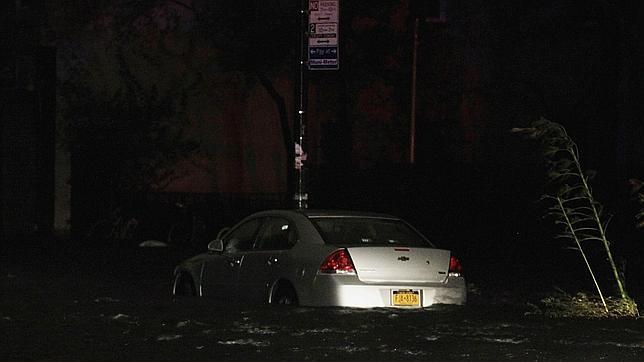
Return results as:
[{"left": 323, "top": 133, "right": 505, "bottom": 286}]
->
[
  {"left": 271, "top": 283, "right": 299, "bottom": 305},
  {"left": 173, "top": 273, "right": 196, "bottom": 297}
]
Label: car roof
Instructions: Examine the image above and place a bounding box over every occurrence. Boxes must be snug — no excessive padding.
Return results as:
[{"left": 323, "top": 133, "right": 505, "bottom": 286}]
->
[
  {"left": 299, "top": 209, "right": 400, "bottom": 219},
  {"left": 258, "top": 209, "right": 401, "bottom": 220}
]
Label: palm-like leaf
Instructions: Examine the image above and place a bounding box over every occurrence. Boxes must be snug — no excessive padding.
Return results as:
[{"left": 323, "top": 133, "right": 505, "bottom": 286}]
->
[{"left": 515, "top": 118, "right": 634, "bottom": 313}]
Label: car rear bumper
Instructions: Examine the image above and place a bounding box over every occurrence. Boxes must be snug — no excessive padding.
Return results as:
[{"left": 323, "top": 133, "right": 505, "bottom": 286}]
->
[{"left": 302, "top": 274, "right": 467, "bottom": 308}]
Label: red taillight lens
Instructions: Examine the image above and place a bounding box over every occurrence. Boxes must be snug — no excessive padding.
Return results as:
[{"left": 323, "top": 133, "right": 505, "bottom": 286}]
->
[
  {"left": 449, "top": 255, "right": 463, "bottom": 277},
  {"left": 319, "top": 249, "right": 356, "bottom": 274}
]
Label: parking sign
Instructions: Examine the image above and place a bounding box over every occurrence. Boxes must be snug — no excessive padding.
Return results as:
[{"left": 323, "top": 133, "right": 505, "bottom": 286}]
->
[{"left": 308, "top": 0, "right": 339, "bottom": 70}]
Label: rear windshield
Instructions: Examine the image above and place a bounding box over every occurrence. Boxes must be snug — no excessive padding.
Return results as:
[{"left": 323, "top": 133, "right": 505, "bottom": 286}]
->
[{"left": 309, "top": 217, "right": 432, "bottom": 247}]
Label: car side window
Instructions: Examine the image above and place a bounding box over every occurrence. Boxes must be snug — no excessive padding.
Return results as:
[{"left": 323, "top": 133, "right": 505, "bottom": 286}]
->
[
  {"left": 224, "top": 218, "right": 262, "bottom": 252},
  {"left": 254, "top": 217, "right": 298, "bottom": 250}
]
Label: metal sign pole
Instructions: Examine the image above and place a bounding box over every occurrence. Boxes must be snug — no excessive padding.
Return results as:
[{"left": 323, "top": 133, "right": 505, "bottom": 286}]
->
[
  {"left": 295, "top": 0, "right": 340, "bottom": 208},
  {"left": 295, "top": 0, "right": 308, "bottom": 209}
]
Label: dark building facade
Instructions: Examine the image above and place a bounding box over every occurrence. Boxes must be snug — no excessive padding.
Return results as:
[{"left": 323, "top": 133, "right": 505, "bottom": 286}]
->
[{"left": 1, "top": 1, "right": 56, "bottom": 239}]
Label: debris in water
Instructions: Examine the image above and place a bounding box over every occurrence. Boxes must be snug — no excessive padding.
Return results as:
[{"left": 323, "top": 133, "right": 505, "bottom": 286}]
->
[{"left": 218, "top": 339, "right": 269, "bottom": 347}]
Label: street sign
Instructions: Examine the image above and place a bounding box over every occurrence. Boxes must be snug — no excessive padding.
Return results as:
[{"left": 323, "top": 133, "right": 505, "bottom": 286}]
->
[
  {"left": 309, "top": 23, "right": 337, "bottom": 46},
  {"left": 308, "top": 0, "right": 339, "bottom": 70}
]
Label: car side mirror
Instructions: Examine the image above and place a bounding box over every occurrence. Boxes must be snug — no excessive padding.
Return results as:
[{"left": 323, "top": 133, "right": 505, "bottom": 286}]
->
[{"left": 207, "top": 239, "right": 224, "bottom": 253}]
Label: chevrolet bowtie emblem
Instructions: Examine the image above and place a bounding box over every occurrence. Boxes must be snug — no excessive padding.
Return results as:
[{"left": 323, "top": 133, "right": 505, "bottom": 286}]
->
[{"left": 397, "top": 256, "right": 410, "bottom": 261}]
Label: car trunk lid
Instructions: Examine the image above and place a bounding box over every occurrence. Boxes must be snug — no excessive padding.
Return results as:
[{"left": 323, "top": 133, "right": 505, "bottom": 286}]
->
[{"left": 346, "top": 247, "right": 450, "bottom": 283}]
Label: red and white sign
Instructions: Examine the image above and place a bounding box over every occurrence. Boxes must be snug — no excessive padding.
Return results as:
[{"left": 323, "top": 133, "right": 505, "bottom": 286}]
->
[{"left": 308, "top": 0, "right": 339, "bottom": 70}]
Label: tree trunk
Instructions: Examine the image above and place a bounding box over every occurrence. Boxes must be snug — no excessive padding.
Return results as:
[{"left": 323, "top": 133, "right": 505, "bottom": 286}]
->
[{"left": 256, "top": 72, "right": 294, "bottom": 203}]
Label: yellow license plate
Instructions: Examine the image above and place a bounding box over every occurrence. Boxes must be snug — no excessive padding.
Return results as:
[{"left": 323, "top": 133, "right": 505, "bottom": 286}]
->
[{"left": 392, "top": 290, "right": 420, "bottom": 306}]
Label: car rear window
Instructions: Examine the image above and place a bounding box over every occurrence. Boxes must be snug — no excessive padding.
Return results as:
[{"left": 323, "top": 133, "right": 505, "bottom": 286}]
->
[{"left": 309, "top": 217, "right": 432, "bottom": 247}]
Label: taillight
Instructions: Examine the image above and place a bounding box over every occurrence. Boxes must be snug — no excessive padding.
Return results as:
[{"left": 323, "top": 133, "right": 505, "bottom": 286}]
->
[
  {"left": 319, "top": 249, "right": 356, "bottom": 274},
  {"left": 449, "top": 255, "right": 463, "bottom": 277}
]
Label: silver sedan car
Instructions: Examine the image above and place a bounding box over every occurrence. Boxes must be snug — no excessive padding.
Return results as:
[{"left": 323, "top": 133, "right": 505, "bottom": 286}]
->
[{"left": 172, "top": 210, "right": 466, "bottom": 308}]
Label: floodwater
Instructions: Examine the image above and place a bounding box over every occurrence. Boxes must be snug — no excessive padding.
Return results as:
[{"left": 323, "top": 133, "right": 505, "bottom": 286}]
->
[{"left": 2, "top": 244, "right": 643, "bottom": 361}]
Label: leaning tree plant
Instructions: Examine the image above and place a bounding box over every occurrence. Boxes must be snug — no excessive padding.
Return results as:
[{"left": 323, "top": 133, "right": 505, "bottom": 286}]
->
[{"left": 512, "top": 118, "right": 637, "bottom": 316}]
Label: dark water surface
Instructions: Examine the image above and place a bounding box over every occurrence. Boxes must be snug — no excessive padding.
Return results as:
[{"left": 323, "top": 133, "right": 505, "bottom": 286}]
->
[{"left": 2, "top": 243, "right": 643, "bottom": 361}]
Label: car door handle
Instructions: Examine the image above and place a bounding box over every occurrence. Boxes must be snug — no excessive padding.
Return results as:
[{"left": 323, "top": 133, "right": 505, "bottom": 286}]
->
[
  {"left": 267, "top": 257, "right": 278, "bottom": 266},
  {"left": 228, "top": 258, "right": 241, "bottom": 268}
]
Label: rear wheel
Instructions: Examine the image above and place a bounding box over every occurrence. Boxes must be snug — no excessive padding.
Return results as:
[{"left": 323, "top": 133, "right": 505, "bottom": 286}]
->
[
  {"left": 272, "top": 284, "right": 298, "bottom": 305},
  {"left": 173, "top": 273, "right": 196, "bottom": 297}
]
